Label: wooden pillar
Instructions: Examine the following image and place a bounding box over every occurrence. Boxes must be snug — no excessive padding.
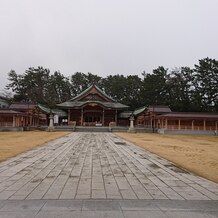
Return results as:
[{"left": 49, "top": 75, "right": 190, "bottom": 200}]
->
[
  {"left": 165, "top": 119, "right": 168, "bottom": 129},
  {"left": 102, "top": 109, "right": 105, "bottom": 126},
  {"left": 157, "top": 119, "right": 160, "bottom": 129},
  {"left": 13, "top": 115, "right": 16, "bottom": 127},
  {"left": 178, "top": 119, "right": 181, "bottom": 130},
  {"left": 192, "top": 120, "right": 195, "bottom": 130},
  {"left": 203, "top": 120, "right": 206, "bottom": 131},
  {"left": 143, "top": 114, "right": 145, "bottom": 127},
  {"left": 81, "top": 109, "right": 83, "bottom": 126},
  {"left": 37, "top": 110, "right": 39, "bottom": 126},
  {"left": 68, "top": 109, "right": 70, "bottom": 125},
  {"left": 27, "top": 114, "right": 29, "bottom": 126},
  {"left": 21, "top": 116, "right": 24, "bottom": 127},
  {"left": 29, "top": 115, "right": 31, "bottom": 126}
]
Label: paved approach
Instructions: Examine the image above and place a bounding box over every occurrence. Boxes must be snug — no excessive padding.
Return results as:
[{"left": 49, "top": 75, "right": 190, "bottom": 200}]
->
[{"left": 0, "top": 132, "right": 217, "bottom": 217}]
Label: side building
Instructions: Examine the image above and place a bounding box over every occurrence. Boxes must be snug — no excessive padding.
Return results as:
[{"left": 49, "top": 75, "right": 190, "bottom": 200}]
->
[{"left": 129, "top": 105, "right": 218, "bottom": 134}]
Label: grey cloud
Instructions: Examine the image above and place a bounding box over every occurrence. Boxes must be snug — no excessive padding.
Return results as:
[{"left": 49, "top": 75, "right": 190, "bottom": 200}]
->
[{"left": 0, "top": 0, "right": 218, "bottom": 90}]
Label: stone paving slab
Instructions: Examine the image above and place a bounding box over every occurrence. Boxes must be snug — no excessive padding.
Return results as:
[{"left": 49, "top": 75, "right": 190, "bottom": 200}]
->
[
  {"left": 0, "top": 132, "right": 218, "bottom": 201},
  {"left": 0, "top": 199, "right": 217, "bottom": 217},
  {"left": 0, "top": 132, "right": 218, "bottom": 217}
]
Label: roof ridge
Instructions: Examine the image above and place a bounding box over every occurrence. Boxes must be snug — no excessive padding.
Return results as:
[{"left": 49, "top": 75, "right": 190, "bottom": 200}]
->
[
  {"left": 93, "top": 84, "right": 116, "bottom": 102},
  {"left": 69, "top": 84, "right": 116, "bottom": 102}
]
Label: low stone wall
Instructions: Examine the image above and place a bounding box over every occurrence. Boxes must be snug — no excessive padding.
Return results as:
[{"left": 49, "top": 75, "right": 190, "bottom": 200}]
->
[
  {"left": 135, "top": 128, "right": 157, "bottom": 133},
  {"left": 158, "top": 129, "right": 217, "bottom": 135},
  {"left": 0, "top": 127, "right": 24, "bottom": 132},
  {"left": 111, "top": 127, "right": 128, "bottom": 132}
]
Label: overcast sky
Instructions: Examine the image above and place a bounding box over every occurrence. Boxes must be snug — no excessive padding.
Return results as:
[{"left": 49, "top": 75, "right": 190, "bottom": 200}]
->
[{"left": 0, "top": 0, "right": 218, "bottom": 91}]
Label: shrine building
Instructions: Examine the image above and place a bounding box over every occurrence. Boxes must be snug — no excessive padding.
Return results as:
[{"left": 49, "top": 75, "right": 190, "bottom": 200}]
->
[{"left": 57, "top": 85, "right": 129, "bottom": 126}]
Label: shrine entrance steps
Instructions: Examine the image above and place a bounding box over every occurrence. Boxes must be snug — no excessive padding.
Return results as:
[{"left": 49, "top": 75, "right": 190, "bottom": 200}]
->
[
  {"left": 75, "top": 126, "right": 110, "bottom": 132},
  {"left": 74, "top": 127, "right": 155, "bottom": 133},
  {"left": 36, "top": 126, "right": 155, "bottom": 133}
]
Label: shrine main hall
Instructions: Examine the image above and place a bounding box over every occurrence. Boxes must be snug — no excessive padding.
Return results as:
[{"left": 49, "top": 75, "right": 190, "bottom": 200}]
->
[{"left": 57, "top": 85, "right": 129, "bottom": 126}]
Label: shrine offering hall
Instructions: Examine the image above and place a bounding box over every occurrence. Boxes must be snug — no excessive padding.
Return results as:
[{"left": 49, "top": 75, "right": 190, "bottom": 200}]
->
[{"left": 57, "top": 85, "right": 129, "bottom": 126}]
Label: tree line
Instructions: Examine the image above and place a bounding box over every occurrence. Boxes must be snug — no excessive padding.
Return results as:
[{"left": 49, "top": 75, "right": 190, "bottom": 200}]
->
[{"left": 6, "top": 57, "right": 218, "bottom": 112}]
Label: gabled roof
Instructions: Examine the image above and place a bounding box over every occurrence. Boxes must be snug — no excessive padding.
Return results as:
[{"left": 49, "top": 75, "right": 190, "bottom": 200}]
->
[
  {"left": 118, "top": 111, "right": 133, "bottom": 118},
  {"left": 37, "top": 104, "right": 67, "bottom": 117},
  {"left": 125, "top": 105, "right": 172, "bottom": 118},
  {"left": 147, "top": 105, "right": 171, "bottom": 113},
  {"left": 70, "top": 84, "right": 116, "bottom": 102},
  {"left": 58, "top": 84, "right": 129, "bottom": 109},
  {"left": 133, "top": 106, "right": 147, "bottom": 116},
  {"left": 118, "top": 107, "right": 147, "bottom": 119}
]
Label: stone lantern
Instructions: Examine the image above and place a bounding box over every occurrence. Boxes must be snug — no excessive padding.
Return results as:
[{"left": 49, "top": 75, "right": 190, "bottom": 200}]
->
[
  {"left": 128, "top": 114, "right": 136, "bottom": 133},
  {"left": 48, "top": 113, "right": 55, "bottom": 131}
]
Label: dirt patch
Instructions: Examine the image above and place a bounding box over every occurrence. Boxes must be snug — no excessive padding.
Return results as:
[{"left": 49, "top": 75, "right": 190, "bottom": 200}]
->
[
  {"left": 0, "top": 131, "right": 69, "bottom": 162},
  {"left": 116, "top": 133, "right": 218, "bottom": 183}
]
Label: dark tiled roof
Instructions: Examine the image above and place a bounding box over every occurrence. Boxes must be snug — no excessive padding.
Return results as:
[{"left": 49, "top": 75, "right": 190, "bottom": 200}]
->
[
  {"left": 118, "top": 111, "right": 133, "bottom": 118},
  {"left": 59, "top": 85, "right": 129, "bottom": 109},
  {"left": 131, "top": 105, "right": 171, "bottom": 117},
  {"left": 57, "top": 100, "right": 129, "bottom": 109},
  {"left": 133, "top": 106, "right": 146, "bottom": 116},
  {"left": 148, "top": 105, "right": 171, "bottom": 113},
  {"left": 158, "top": 112, "right": 218, "bottom": 119},
  {"left": 70, "top": 85, "right": 116, "bottom": 102},
  {"left": 0, "top": 109, "right": 25, "bottom": 115},
  {"left": 9, "top": 103, "right": 36, "bottom": 110},
  {"left": 37, "top": 104, "right": 67, "bottom": 117}
]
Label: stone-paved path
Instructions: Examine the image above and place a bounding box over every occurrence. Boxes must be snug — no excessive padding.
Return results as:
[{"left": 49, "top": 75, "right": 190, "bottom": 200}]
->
[
  {"left": 0, "top": 132, "right": 218, "bottom": 201},
  {"left": 0, "top": 132, "right": 218, "bottom": 217}
]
